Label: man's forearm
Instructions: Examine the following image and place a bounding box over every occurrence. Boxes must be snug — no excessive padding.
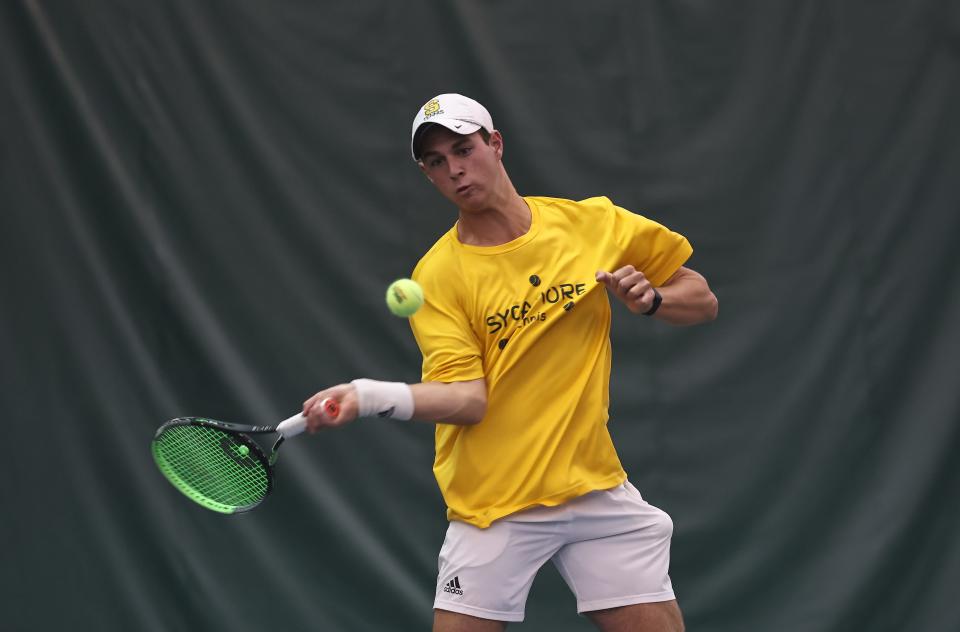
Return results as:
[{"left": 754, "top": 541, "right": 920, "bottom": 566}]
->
[
  {"left": 411, "top": 379, "right": 487, "bottom": 425},
  {"left": 654, "top": 268, "right": 719, "bottom": 325}
]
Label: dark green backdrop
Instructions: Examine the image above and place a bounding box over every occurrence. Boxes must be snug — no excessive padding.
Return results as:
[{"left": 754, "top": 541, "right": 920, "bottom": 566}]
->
[{"left": 2, "top": 1, "right": 958, "bottom": 630}]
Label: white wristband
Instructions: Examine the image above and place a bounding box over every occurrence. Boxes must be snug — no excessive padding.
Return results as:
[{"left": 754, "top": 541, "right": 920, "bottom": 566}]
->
[{"left": 351, "top": 379, "right": 414, "bottom": 420}]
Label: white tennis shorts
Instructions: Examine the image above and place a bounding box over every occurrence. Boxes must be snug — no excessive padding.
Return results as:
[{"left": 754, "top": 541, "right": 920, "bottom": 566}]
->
[{"left": 433, "top": 481, "right": 676, "bottom": 622}]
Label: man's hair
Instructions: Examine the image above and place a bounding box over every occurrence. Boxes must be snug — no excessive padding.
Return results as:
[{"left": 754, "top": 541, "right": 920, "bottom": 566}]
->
[{"left": 414, "top": 124, "right": 492, "bottom": 160}]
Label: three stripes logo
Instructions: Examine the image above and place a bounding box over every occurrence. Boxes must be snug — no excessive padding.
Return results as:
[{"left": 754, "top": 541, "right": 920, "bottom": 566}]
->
[{"left": 443, "top": 576, "right": 464, "bottom": 596}]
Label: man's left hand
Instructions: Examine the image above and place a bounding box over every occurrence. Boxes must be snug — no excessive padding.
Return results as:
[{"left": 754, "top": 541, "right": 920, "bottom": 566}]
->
[{"left": 596, "top": 266, "right": 658, "bottom": 315}]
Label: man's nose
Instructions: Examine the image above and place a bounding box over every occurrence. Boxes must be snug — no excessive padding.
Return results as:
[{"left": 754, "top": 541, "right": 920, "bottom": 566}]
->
[{"left": 447, "top": 158, "right": 465, "bottom": 179}]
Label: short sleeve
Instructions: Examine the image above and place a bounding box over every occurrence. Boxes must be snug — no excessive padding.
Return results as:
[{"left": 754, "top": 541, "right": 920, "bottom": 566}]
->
[
  {"left": 409, "top": 264, "right": 484, "bottom": 384},
  {"left": 609, "top": 201, "right": 693, "bottom": 287}
]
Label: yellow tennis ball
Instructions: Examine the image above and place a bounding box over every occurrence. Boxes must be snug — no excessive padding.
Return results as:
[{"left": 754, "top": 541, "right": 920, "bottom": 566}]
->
[{"left": 386, "top": 278, "right": 424, "bottom": 317}]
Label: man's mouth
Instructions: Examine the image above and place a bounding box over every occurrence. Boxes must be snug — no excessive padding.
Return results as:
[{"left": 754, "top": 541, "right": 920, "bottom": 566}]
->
[{"left": 456, "top": 184, "right": 473, "bottom": 196}]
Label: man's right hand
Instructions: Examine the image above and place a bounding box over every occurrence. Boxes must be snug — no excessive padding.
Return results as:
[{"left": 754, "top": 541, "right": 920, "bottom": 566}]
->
[{"left": 303, "top": 384, "right": 358, "bottom": 432}]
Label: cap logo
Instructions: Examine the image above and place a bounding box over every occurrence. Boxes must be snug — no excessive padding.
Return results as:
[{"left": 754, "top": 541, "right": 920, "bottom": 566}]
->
[{"left": 423, "top": 98, "right": 443, "bottom": 119}]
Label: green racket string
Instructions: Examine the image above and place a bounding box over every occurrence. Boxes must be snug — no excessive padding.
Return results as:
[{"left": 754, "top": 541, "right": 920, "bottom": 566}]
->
[{"left": 152, "top": 424, "right": 269, "bottom": 513}]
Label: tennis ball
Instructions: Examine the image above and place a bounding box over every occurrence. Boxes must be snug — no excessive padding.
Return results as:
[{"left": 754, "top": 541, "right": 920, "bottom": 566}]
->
[
  {"left": 237, "top": 445, "right": 249, "bottom": 457},
  {"left": 386, "top": 278, "right": 424, "bottom": 317}
]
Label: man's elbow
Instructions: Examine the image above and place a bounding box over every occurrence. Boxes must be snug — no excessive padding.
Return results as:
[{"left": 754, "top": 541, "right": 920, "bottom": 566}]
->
[
  {"left": 461, "top": 392, "right": 487, "bottom": 425},
  {"left": 704, "top": 291, "right": 719, "bottom": 322},
  {"left": 449, "top": 381, "right": 487, "bottom": 425}
]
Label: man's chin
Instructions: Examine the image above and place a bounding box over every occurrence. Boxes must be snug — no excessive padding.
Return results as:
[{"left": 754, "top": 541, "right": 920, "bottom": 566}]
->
[{"left": 455, "top": 195, "right": 490, "bottom": 214}]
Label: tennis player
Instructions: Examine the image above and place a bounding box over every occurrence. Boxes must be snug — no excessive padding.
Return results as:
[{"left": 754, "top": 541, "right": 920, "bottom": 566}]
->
[{"left": 303, "top": 93, "right": 718, "bottom": 632}]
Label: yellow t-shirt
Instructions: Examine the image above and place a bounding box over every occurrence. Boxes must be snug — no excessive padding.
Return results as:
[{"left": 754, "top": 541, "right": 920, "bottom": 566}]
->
[{"left": 410, "top": 196, "right": 692, "bottom": 528}]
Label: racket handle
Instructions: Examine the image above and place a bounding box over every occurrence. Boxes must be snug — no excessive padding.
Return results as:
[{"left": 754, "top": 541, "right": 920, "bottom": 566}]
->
[
  {"left": 276, "top": 398, "right": 340, "bottom": 438},
  {"left": 276, "top": 413, "right": 307, "bottom": 438},
  {"left": 321, "top": 397, "right": 340, "bottom": 419}
]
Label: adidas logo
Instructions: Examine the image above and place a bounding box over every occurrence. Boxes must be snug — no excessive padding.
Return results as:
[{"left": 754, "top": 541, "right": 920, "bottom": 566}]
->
[
  {"left": 377, "top": 406, "right": 395, "bottom": 418},
  {"left": 442, "top": 576, "right": 463, "bottom": 595}
]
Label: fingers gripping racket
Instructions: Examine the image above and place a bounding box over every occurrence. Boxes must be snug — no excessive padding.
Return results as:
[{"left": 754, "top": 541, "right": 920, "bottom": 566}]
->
[{"left": 151, "top": 398, "right": 339, "bottom": 514}]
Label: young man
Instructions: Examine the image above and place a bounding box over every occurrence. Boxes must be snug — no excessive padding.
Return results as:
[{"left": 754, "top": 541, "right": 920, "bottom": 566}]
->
[{"left": 303, "top": 94, "right": 718, "bottom": 632}]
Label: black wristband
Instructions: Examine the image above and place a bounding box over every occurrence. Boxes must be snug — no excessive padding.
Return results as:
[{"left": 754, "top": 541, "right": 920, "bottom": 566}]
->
[{"left": 643, "top": 288, "right": 662, "bottom": 316}]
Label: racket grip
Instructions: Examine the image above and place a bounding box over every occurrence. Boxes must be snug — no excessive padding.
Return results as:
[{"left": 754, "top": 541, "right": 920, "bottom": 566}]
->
[
  {"left": 276, "top": 398, "right": 340, "bottom": 438},
  {"left": 276, "top": 413, "right": 308, "bottom": 438},
  {"left": 321, "top": 397, "right": 340, "bottom": 419}
]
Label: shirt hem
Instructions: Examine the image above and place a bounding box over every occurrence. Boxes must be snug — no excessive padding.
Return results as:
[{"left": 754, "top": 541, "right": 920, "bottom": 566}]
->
[
  {"left": 434, "top": 600, "right": 525, "bottom": 622},
  {"left": 447, "top": 471, "right": 628, "bottom": 528}
]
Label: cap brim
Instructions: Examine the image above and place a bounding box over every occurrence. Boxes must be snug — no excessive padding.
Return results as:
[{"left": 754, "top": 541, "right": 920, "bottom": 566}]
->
[{"left": 412, "top": 120, "right": 483, "bottom": 160}]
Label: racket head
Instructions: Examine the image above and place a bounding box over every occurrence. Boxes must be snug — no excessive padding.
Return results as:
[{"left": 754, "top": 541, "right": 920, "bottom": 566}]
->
[{"left": 151, "top": 417, "right": 275, "bottom": 513}]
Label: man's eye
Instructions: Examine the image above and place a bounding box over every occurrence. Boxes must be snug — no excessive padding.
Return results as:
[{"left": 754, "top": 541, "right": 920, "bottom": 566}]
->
[
  {"left": 458, "top": 147, "right": 473, "bottom": 156},
  {"left": 429, "top": 158, "right": 443, "bottom": 168}
]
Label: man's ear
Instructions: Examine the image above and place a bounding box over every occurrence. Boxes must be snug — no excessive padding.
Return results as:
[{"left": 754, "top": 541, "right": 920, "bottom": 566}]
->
[
  {"left": 418, "top": 161, "right": 434, "bottom": 183},
  {"left": 490, "top": 131, "right": 504, "bottom": 159}
]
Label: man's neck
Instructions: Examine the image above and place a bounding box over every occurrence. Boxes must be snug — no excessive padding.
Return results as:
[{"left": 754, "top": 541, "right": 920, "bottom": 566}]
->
[{"left": 456, "top": 183, "right": 531, "bottom": 247}]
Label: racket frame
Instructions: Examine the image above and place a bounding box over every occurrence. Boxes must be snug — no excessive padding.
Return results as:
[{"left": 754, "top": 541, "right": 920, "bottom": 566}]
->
[
  {"left": 152, "top": 399, "right": 336, "bottom": 514},
  {"left": 152, "top": 416, "right": 284, "bottom": 514}
]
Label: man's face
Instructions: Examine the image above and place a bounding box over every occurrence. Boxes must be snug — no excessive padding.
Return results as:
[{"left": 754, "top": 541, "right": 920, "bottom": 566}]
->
[{"left": 417, "top": 126, "right": 503, "bottom": 212}]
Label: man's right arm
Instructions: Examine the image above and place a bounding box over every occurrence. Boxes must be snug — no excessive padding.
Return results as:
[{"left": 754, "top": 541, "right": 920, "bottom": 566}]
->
[{"left": 302, "top": 378, "right": 486, "bottom": 432}]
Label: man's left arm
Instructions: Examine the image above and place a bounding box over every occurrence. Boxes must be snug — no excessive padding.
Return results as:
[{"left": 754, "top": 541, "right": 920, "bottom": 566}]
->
[{"left": 596, "top": 265, "right": 718, "bottom": 325}]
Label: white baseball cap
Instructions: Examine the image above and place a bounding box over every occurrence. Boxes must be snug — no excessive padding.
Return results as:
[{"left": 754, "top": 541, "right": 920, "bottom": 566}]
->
[{"left": 410, "top": 93, "right": 494, "bottom": 160}]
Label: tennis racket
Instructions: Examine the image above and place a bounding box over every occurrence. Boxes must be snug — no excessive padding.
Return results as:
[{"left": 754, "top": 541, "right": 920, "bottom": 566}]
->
[{"left": 151, "top": 398, "right": 339, "bottom": 514}]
